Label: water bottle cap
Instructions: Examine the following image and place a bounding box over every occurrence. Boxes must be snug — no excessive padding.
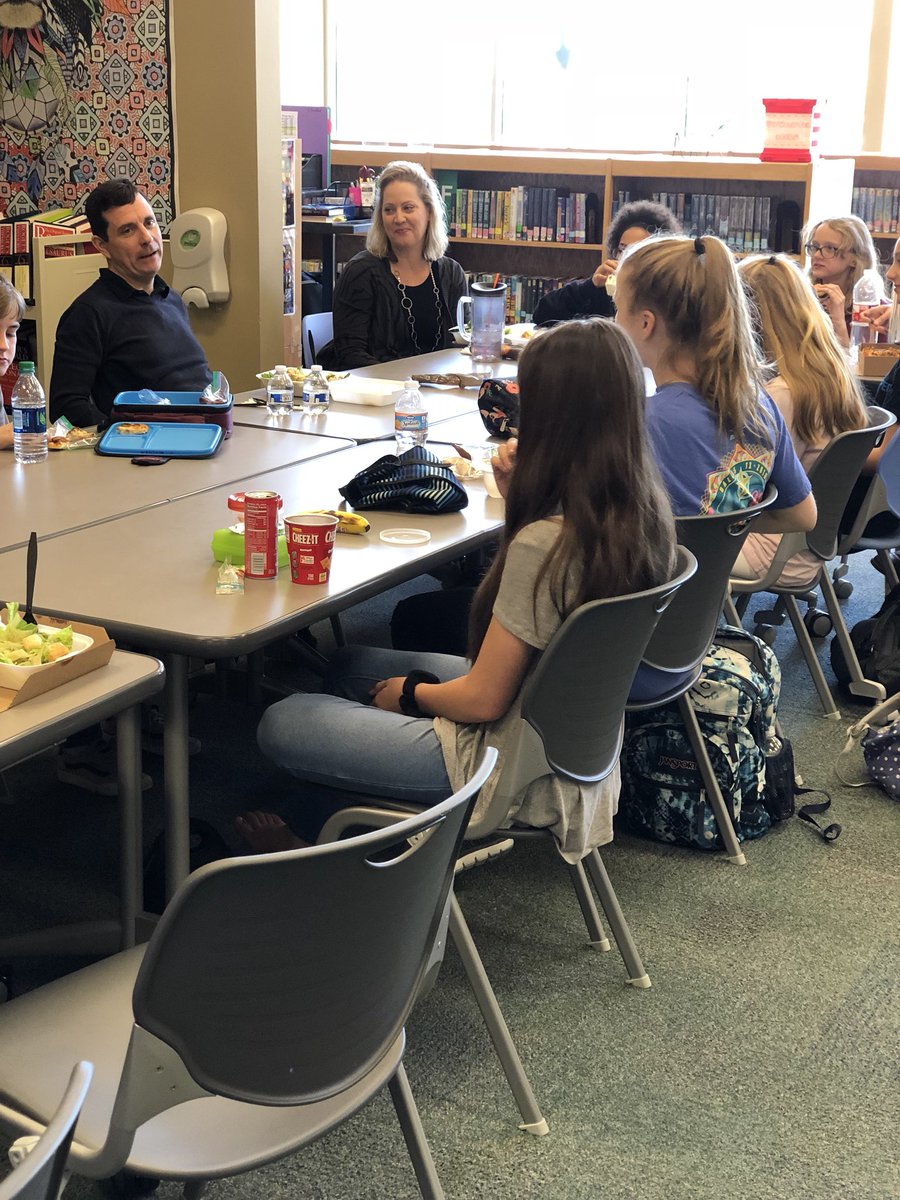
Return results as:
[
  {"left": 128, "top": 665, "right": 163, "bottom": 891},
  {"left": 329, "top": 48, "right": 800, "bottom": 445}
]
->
[
  {"left": 18, "top": 361, "right": 34, "bottom": 372},
  {"left": 275, "top": 365, "right": 287, "bottom": 371},
  {"left": 310, "top": 364, "right": 322, "bottom": 372}
]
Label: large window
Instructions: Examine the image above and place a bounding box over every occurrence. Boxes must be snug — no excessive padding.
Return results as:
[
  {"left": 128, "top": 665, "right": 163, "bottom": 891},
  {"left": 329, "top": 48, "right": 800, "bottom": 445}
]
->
[{"left": 329, "top": 0, "right": 875, "bottom": 155}]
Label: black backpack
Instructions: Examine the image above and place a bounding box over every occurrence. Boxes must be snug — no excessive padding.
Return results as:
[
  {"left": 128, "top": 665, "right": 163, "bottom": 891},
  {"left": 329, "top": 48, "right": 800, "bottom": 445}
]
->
[{"left": 830, "top": 583, "right": 900, "bottom": 698}]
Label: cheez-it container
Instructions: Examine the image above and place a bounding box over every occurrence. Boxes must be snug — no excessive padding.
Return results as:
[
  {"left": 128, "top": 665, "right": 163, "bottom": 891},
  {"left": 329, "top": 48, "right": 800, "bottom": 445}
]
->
[{"left": 243, "top": 491, "right": 281, "bottom": 579}]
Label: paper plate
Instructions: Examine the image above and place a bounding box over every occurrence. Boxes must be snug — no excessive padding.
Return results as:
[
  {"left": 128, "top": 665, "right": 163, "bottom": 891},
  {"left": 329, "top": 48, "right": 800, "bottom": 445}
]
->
[{"left": 380, "top": 528, "right": 432, "bottom": 545}]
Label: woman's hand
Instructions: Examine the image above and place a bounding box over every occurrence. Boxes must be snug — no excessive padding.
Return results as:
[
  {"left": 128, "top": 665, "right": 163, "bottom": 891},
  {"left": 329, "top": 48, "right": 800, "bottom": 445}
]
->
[
  {"left": 0, "top": 424, "right": 12, "bottom": 451},
  {"left": 370, "top": 676, "right": 405, "bottom": 713},
  {"left": 591, "top": 259, "right": 617, "bottom": 288},
  {"left": 814, "top": 283, "right": 850, "bottom": 347},
  {"left": 491, "top": 437, "right": 517, "bottom": 498},
  {"left": 862, "top": 303, "right": 893, "bottom": 335}
]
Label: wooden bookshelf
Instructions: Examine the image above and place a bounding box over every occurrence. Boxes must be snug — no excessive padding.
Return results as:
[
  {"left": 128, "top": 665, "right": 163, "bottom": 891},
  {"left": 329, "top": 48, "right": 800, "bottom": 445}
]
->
[
  {"left": 334, "top": 146, "right": 853, "bottom": 255},
  {"left": 848, "top": 154, "right": 900, "bottom": 262}
]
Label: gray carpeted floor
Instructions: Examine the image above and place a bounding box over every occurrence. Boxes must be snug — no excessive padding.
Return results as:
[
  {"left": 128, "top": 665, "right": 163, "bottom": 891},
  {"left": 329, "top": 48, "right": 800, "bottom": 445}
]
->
[{"left": 0, "top": 555, "right": 898, "bottom": 1199}]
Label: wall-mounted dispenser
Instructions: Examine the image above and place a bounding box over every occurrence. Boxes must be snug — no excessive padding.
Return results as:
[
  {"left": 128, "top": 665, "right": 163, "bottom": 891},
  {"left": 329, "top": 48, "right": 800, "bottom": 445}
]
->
[{"left": 169, "top": 207, "right": 229, "bottom": 308}]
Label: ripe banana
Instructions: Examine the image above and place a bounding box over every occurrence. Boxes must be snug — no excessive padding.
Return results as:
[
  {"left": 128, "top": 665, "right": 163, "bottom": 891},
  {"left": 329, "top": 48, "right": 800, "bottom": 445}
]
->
[{"left": 312, "top": 509, "right": 370, "bottom": 535}]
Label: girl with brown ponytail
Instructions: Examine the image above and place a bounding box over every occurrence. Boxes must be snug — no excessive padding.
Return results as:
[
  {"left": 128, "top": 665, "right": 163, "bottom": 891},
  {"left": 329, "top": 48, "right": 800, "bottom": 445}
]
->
[{"left": 252, "top": 319, "right": 677, "bottom": 862}]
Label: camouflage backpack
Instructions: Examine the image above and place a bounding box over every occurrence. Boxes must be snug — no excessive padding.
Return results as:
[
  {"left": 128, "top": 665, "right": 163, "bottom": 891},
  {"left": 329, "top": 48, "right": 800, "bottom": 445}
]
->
[{"left": 619, "top": 627, "right": 780, "bottom": 850}]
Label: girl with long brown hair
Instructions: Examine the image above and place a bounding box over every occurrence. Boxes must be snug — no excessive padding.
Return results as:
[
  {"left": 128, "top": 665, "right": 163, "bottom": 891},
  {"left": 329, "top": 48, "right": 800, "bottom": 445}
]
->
[{"left": 251, "top": 320, "right": 677, "bottom": 862}]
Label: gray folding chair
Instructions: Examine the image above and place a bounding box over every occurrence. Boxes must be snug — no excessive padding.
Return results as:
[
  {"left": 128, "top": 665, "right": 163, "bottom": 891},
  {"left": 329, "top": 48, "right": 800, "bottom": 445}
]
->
[
  {"left": 301, "top": 311, "right": 333, "bottom": 368},
  {"left": 0, "top": 1063, "right": 91, "bottom": 1200},
  {"left": 832, "top": 425, "right": 900, "bottom": 596},
  {"left": 726, "top": 407, "right": 896, "bottom": 718},
  {"left": 627, "top": 490, "right": 779, "bottom": 865},
  {"left": 324, "top": 548, "right": 697, "bottom": 995},
  {"left": 0, "top": 754, "right": 496, "bottom": 1200}
]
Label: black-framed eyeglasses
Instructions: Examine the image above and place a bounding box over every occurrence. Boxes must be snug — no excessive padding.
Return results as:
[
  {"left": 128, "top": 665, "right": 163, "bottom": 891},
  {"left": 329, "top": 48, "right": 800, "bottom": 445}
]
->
[{"left": 805, "top": 240, "right": 845, "bottom": 260}]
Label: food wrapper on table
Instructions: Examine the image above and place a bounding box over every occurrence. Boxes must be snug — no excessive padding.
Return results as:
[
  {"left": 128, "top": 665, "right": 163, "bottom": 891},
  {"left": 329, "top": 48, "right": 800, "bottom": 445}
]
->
[{"left": 0, "top": 610, "right": 114, "bottom": 711}]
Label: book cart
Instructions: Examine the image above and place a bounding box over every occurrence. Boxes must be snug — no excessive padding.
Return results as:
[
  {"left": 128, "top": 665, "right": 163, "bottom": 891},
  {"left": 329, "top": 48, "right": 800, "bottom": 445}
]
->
[{"left": 332, "top": 147, "right": 855, "bottom": 322}]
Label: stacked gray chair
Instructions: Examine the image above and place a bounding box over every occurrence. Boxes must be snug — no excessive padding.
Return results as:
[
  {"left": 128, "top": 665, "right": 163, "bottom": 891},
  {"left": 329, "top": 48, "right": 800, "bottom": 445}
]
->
[
  {"left": 0, "top": 755, "right": 496, "bottom": 1200},
  {"left": 0, "top": 1063, "right": 91, "bottom": 1200},
  {"left": 725, "top": 407, "right": 895, "bottom": 718},
  {"left": 626, "top": 490, "right": 779, "bottom": 865}
]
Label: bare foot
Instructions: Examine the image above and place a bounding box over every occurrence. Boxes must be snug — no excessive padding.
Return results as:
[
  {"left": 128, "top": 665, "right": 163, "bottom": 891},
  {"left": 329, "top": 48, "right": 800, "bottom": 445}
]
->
[{"left": 235, "top": 810, "right": 308, "bottom": 854}]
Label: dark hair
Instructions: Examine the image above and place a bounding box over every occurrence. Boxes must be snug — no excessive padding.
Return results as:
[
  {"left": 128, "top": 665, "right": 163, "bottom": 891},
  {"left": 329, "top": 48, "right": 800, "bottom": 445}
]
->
[
  {"left": 606, "top": 200, "right": 681, "bottom": 256},
  {"left": 85, "top": 179, "right": 140, "bottom": 240},
  {"left": 467, "top": 319, "right": 677, "bottom": 657}
]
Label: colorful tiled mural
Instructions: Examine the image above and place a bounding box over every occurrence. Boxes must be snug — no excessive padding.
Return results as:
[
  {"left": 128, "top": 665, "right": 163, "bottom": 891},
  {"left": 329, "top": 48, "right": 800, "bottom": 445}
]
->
[{"left": 0, "top": 0, "right": 174, "bottom": 228}]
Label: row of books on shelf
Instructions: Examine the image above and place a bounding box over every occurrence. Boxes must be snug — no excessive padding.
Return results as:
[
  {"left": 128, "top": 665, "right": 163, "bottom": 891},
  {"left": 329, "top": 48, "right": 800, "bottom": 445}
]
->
[
  {"left": 0, "top": 209, "right": 95, "bottom": 299},
  {"left": 463, "top": 274, "right": 570, "bottom": 324},
  {"left": 612, "top": 191, "right": 773, "bottom": 254},
  {"left": 851, "top": 187, "right": 900, "bottom": 235},
  {"left": 439, "top": 185, "right": 602, "bottom": 244}
]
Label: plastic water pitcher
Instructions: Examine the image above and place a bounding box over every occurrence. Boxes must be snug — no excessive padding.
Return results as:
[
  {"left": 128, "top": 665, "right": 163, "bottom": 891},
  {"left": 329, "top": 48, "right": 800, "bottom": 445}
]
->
[{"left": 456, "top": 281, "right": 507, "bottom": 363}]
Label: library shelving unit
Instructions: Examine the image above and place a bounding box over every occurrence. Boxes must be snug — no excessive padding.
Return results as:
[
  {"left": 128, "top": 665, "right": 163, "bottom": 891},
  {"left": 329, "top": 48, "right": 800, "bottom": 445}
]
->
[
  {"left": 331, "top": 147, "right": 855, "bottom": 316},
  {"left": 848, "top": 154, "right": 900, "bottom": 265},
  {"left": 282, "top": 137, "right": 302, "bottom": 365}
]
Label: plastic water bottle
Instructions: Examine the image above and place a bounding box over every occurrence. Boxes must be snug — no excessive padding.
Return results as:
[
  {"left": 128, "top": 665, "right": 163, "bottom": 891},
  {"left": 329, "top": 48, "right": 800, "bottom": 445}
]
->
[
  {"left": 266, "top": 364, "right": 293, "bottom": 417},
  {"left": 11, "top": 362, "right": 47, "bottom": 464},
  {"left": 850, "top": 271, "right": 882, "bottom": 354},
  {"left": 301, "top": 364, "right": 330, "bottom": 414},
  {"left": 394, "top": 378, "right": 428, "bottom": 453}
]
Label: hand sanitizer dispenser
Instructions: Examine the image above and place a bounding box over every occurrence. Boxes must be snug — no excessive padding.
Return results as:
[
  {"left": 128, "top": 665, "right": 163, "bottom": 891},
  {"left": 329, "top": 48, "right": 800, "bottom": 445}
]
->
[{"left": 169, "top": 207, "right": 229, "bottom": 308}]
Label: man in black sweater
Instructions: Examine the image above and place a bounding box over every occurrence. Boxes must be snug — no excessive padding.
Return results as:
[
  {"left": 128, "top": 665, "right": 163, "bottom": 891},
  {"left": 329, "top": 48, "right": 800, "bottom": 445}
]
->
[{"left": 49, "top": 179, "right": 210, "bottom": 427}]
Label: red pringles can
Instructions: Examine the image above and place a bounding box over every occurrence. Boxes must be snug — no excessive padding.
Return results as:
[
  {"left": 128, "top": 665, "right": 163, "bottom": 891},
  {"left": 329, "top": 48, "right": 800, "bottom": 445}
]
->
[{"left": 243, "top": 491, "right": 281, "bottom": 579}]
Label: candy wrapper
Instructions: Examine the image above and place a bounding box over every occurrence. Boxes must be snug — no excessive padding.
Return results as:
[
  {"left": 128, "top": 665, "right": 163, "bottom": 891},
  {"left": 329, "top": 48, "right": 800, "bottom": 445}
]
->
[{"left": 48, "top": 417, "right": 101, "bottom": 451}]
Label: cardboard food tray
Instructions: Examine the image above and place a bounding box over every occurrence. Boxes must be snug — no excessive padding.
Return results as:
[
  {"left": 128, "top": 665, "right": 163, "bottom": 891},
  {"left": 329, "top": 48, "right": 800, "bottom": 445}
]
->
[
  {"left": 0, "top": 612, "right": 115, "bottom": 712},
  {"left": 114, "top": 390, "right": 233, "bottom": 438},
  {"left": 328, "top": 378, "right": 405, "bottom": 407},
  {"left": 858, "top": 346, "right": 900, "bottom": 380},
  {"left": 97, "top": 422, "right": 223, "bottom": 458}
]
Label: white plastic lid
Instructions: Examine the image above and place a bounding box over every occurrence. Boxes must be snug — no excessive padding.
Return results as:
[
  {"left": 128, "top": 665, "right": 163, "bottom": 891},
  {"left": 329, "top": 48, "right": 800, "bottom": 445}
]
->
[
  {"left": 380, "top": 527, "right": 432, "bottom": 545},
  {"left": 310, "top": 364, "right": 322, "bottom": 371}
]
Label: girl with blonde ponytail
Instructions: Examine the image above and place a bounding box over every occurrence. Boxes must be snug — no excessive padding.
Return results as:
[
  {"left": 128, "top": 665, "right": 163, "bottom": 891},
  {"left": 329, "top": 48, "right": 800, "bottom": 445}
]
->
[{"left": 615, "top": 234, "right": 817, "bottom": 538}]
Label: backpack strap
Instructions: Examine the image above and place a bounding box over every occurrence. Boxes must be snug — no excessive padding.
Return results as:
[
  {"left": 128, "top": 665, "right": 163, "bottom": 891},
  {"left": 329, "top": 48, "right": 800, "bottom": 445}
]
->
[{"left": 794, "top": 786, "right": 842, "bottom": 841}]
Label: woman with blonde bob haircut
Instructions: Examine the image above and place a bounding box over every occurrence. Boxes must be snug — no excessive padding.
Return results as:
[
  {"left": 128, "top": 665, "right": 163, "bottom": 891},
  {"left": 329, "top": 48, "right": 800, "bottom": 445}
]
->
[
  {"left": 615, "top": 234, "right": 817, "bottom": 538},
  {"left": 734, "top": 252, "right": 867, "bottom": 585},
  {"left": 803, "top": 214, "right": 881, "bottom": 348},
  {"left": 319, "top": 159, "right": 467, "bottom": 369}
]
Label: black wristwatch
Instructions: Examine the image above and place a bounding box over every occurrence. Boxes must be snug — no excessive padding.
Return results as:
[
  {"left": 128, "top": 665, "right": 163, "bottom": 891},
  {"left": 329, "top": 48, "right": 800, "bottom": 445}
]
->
[{"left": 399, "top": 670, "right": 440, "bottom": 717}]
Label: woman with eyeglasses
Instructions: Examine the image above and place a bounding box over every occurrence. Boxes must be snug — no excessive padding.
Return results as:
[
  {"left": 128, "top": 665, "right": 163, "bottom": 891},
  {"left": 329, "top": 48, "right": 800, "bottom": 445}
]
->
[
  {"left": 804, "top": 215, "right": 881, "bottom": 349},
  {"left": 532, "top": 200, "right": 680, "bottom": 326}
]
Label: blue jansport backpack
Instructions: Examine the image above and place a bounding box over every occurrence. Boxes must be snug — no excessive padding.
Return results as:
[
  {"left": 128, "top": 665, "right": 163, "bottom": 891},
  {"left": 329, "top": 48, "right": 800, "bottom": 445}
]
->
[{"left": 619, "top": 627, "right": 780, "bottom": 849}]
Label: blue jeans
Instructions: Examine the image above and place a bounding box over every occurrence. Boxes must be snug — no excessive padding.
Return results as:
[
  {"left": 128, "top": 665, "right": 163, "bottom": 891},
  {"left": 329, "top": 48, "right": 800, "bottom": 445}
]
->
[{"left": 257, "top": 645, "right": 468, "bottom": 817}]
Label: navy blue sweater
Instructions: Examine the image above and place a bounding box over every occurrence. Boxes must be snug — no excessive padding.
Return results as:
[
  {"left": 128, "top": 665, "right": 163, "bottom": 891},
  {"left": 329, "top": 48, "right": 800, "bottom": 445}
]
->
[{"left": 49, "top": 269, "right": 210, "bottom": 426}]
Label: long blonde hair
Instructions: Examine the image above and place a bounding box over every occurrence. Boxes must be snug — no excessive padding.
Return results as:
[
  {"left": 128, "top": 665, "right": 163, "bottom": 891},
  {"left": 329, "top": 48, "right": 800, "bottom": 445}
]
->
[
  {"left": 803, "top": 215, "right": 879, "bottom": 304},
  {"left": 617, "top": 234, "right": 764, "bottom": 437},
  {"left": 739, "top": 253, "right": 866, "bottom": 444},
  {"left": 366, "top": 160, "right": 448, "bottom": 261}
]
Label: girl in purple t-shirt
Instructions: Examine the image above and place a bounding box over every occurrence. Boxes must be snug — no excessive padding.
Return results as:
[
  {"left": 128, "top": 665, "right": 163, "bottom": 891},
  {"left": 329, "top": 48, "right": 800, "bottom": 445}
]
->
[{"left": 614, "top": 233, "right": 816, "bottom": 540}]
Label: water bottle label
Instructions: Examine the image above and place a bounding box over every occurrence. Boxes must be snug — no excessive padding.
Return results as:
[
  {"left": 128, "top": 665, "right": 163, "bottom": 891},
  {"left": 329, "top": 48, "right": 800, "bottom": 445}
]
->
[
  {"left": 304, "top": 390, "right": 328, "bottom": 405},
  {"left": 12, "top": 408, "right": 46, "bottom": 434},
  {"left": 395, "top": 412, "right": 428, "bottom": 433}
]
